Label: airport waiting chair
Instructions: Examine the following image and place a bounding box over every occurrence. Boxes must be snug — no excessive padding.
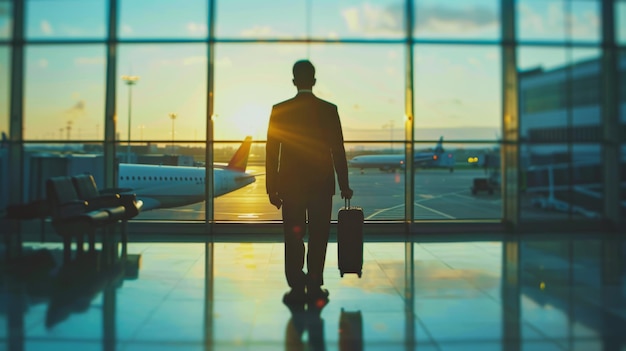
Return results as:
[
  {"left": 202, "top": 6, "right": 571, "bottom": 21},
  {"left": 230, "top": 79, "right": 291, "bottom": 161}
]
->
[
  {"left": 46, "top": 176, "right": 112, "bottom": 262},
  {"left": 71, "top": 174, "right": 143, "bottom": 253}
]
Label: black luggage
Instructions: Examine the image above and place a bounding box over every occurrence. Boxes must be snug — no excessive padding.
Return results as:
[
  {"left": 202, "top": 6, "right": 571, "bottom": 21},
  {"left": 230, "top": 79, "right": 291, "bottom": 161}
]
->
[{"left": 337, "top": 199, "right": 364, "bottom": 278}]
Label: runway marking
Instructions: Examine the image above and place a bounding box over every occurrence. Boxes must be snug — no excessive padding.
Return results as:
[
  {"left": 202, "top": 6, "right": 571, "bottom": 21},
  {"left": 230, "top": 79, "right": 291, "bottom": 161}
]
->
[
  {"left": 414, "top": 202, "right": 456, "bottom": 219},
  {"left": 365, "top": 203, "right": 405, "bottom": 220}
]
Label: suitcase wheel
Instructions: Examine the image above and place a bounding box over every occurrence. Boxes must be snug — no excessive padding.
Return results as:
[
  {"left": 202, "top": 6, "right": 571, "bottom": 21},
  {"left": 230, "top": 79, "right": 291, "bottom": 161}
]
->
[
  {"left": 358, "top": 272, "right": 362, "bottom": 278},
  {"left": 340, "top": 271, "right": 344, "bottom": 277}
]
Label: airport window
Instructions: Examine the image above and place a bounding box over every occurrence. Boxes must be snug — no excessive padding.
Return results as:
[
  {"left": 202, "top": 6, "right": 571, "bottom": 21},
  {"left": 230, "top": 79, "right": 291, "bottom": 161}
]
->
[{"left": 3, "top": 0, "right": 623, "bottom": 228}]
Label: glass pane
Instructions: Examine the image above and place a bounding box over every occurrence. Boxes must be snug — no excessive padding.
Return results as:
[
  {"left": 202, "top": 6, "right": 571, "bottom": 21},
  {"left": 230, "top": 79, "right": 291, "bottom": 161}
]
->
[
  {"left": 414, "top": 45, "right": 501, "bottom": 141},
  {"left": 517, "top": 0, "right": 600, "bottom": 43},
  {"left": 214, "top": 43, "right": 405, "bottom": 142},
  {"left": 0, "top": 45, "right": 7, "bottom": 210},
  {"left": 119, "top": 0, "right": 207, "bottom": 39},
  {"left": 414, "top": 141, "right": 501, "bottom": 220},
  {"left": 215, "top": 0, "right": 306, "bottom": 39},
  {"left": 117, "top": 44, "right": 207, "bottom": 143},
  {"left": 128, "top": 141, "right": 209, "bottom": 221},
  {"left": 311, "top": 0, "right": 404, "bottom": 39},
  {"left": 26, "top": 0, "right": 107, "bottom": 39},
  {"left": 310, "top": 44, "right": 405, "bottom": 141},
  {"left": 345, "top": 142, "right": 405, "bottom": 220},
  {"left": 617, "top": 1, "right": 626, "bottom": 44},
  {"left": 213, "top": 44, "right": 306, "bottom": 141},
  {"left": 414, "top": 0, "right": 500, "bottom": 40},
  {"left": 24, "top": 45, "right": 106, "bottom": 141},
  {"left": 0, "top": 0, "right": 11, "bottom": 39}
]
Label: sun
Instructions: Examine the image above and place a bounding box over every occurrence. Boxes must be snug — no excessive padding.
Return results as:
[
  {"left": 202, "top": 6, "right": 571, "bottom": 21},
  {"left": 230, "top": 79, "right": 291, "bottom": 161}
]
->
[{"left": 221, "top": 103, "right": 270, "bottom": 140}]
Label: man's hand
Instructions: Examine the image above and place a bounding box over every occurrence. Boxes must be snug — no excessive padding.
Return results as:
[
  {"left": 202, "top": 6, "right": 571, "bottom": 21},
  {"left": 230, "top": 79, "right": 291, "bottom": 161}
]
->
[
  {"left": 269, "top": 193, "right": 282, "bottom": 210},
  {"left": 340, "top": 188, "right": 353, "bottom": 200}
]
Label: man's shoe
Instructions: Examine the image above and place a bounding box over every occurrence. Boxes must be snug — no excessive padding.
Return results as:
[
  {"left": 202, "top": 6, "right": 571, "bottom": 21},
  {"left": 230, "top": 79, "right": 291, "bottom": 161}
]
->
[
  {"left": 307, "top": 288, "right": 329, "bottom": 308},
  {"left": 283, "top": 289, "right": 307, "bottom": 305}
]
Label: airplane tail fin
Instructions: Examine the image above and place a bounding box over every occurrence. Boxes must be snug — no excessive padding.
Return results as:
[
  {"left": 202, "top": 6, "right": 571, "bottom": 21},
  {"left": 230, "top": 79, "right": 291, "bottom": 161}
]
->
[
  {"left": 434, "top": 136, "right": 444, "bottom": 154},
  {"left": 226, "top": 136, "right": 252, "bottom": 172}
]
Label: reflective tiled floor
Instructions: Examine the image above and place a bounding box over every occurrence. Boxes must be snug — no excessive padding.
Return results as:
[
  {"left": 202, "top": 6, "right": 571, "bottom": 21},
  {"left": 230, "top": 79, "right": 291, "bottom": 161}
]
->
[{"left": 1, "top": 234, "right": 626, "bottom": 350}]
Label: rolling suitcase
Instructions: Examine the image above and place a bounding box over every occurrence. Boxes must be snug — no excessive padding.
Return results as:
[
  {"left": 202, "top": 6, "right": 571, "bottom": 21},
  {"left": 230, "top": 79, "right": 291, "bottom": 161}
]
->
[{"left": 337, "top": 199, "right": 364, "bottom": 278}]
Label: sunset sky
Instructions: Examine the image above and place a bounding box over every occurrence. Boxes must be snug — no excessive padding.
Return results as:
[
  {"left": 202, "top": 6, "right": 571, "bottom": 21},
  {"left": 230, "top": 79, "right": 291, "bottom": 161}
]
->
[{"left": 0, "top": 0, "right": 607, "bottom": 143}]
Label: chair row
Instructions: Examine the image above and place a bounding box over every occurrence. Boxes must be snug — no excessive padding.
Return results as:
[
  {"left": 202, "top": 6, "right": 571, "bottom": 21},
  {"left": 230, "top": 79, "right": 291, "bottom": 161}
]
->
[{"left": 5, "top": 174, "right": 143, "bottom": 261}]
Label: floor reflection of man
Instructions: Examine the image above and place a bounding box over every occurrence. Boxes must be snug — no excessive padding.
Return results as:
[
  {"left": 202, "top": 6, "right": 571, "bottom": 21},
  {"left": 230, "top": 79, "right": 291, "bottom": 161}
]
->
[
  {"left": 284, "top": 304, "right": 325, "bottom": 351},
  {"left": 284, "top": 306, "right": 364, "bottom": 351}
]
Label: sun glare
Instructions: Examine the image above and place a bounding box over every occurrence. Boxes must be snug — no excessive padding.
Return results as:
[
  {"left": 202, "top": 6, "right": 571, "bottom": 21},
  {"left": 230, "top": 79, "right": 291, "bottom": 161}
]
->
[{"left": 226, "top": 103, "right": 271, "bottom": 140}]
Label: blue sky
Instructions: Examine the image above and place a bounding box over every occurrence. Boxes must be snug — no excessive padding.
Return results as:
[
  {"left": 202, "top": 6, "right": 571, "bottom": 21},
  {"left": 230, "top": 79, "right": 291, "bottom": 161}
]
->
[{"left": 0, "top": 0, "right": 612, "bottom": 143}]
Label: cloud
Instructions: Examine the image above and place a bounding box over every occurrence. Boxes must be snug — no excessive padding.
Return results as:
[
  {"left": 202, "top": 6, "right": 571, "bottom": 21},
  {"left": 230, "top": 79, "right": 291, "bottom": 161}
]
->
[
  {"left": 240, "top": 25, "right": 277, "bottom": 37},
  {"left": 38, "top": 59, "right": 48, "bottom": 68},
  {"left": 518, "top": 2, "right": 600, "bottom": 40},
  {"left": 186, "top": 22, "right": 207, "bottom": 36},
  {"left": 340, "top": 3, "right": 497, "bottom": 36},
  {"left": 183, "top": 56, "right": 206, "bottom": 66},
  {"left": 415, "top": 4, "right": 498, "bottom": 34},
  {"left": 75, "top": 57, "right": 105, "bottom": 65},
  {"left": 341, "top": 3, "right": 402, "bottom": 35},
  {"left": 121, "top": 24, "right": 133, "bottom": 35},
  {"left": 215, "top": 57, "right": 232, "bottom": 68},
  {"left": 40, "top": 20, "right": 53, "bottom": 35}
]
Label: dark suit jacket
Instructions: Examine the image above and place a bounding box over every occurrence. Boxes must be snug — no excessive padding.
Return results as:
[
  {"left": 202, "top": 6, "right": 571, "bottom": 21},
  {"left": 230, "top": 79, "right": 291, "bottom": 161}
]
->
[{"left": 266, "top": 91, "right": 350, "bottom": 197}]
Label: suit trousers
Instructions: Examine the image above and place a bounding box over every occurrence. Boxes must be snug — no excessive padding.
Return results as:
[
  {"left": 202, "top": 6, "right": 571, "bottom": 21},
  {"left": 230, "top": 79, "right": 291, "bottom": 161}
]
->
[{"left": 282, "top": 191, "right": 332, "bottom": 289}]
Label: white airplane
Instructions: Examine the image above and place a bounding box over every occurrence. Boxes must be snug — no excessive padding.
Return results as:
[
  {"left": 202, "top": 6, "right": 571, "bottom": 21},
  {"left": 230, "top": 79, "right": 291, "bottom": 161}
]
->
[
  {"left": 348, "top": 136, "right": 455, "bottom": 173},
  {"left": 0, "top": 133, "right": 257, "bottom": 211},
  {"left": 117, "top": 136, "right": 256, "bottom": 210}
]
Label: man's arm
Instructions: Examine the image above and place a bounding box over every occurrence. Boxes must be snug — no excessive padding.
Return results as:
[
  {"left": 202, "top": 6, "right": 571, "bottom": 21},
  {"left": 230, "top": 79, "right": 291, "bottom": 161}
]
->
[
  {"left": 328, "top": 105, "right": 352, "bottom": 199},
  {"left": 266, "top": 106, "right": 282, "bottom": 208}
]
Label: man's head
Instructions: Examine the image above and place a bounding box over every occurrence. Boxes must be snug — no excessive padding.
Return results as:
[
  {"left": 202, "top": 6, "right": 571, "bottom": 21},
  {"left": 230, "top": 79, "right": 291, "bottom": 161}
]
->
[{"left": 292, "top": 60, "right": 316, "bottom": 89}]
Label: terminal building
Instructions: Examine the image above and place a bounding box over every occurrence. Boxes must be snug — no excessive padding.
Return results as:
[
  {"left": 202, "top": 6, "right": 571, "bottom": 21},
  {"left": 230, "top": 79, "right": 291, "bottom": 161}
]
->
[{"left": 1, "top": 1, "right": 625, "bottom": 350}]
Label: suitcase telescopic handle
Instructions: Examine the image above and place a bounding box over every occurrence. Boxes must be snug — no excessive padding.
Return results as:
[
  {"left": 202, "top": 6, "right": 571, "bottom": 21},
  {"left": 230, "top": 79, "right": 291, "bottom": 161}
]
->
[{"left": 345, "top": 198, "right": 350, "bottom": 209}]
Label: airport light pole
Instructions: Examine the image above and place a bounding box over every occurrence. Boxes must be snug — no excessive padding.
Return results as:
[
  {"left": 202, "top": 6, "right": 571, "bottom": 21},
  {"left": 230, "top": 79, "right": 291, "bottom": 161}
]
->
[
  {"left": 122, "top": 75, "right": 140, "bottom": 163},
  {"left": 169, "top": 113, "right": 177, "bottom": 154}
]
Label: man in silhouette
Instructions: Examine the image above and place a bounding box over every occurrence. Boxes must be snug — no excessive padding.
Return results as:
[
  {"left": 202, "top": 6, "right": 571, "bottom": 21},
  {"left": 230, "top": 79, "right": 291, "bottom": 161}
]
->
[{"left": 266, "top": 60, "right": 353, "bottom": 306}]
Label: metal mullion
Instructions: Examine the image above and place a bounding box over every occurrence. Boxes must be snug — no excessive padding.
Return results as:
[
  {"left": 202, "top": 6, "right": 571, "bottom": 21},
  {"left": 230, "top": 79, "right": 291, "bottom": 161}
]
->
[
  {"left": 601, "top": 0, "right": 621, "bottom": 227},
  {"left": 501, "top": 0, "right": 520, "bottom": 229},
  {"left": 103, "top": 0, "right": 118, "bottom": 190},
  {"left": 404, "top": 0, "right": 415, "bottom": 232},
  {"left": 205, "top": 0, "right": 216, "bottom": 232},
  {"left": 8, "top": 0, "right": 24, "bottom": 207}
]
